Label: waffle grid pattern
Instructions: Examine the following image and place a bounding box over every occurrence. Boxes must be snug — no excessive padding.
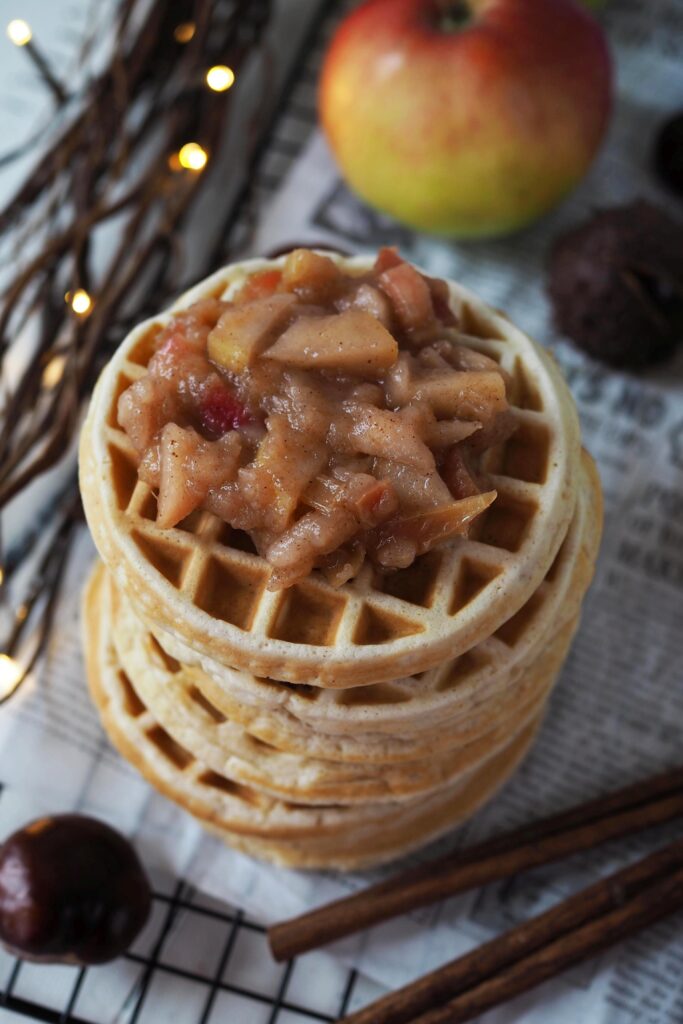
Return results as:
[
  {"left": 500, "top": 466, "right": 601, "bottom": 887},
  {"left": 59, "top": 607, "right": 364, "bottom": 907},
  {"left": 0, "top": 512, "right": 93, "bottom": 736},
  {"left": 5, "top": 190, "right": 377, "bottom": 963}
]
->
[
  {"left": 90, "top": 577, "right": 544, "bottom": 841},
  {"left": 89, "top": 641, "right": 543, "bottom": 868},
  {"left": 90, "top": 288, "right": 574, "bottom": 688},
  {"left": 108, "top": 577, "right": 565, "bottom": 808},
  {"left": 147, "top": 475, "right": 592, "bottom": 748}
]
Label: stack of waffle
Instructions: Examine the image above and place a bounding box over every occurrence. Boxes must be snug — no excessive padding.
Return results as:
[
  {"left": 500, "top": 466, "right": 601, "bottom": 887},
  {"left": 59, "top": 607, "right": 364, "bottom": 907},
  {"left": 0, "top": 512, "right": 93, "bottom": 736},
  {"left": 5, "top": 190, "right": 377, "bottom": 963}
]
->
[{"left": 79, "top": 256, "right": 602, "bottom": 870}]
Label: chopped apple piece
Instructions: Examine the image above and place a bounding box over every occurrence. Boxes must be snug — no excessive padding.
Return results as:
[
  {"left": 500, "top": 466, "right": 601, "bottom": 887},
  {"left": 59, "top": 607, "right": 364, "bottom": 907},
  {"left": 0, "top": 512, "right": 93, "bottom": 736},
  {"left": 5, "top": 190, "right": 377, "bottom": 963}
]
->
[
  {"left": 264, "top": 310, "right": 398, "bottom": 375},
  {"left": 336, "top": 283, "right": 392, "bottom": 327},
  {"left": 442, "top": 448, "right": 481, "bottom": 499},
  {"left": 442, "top": 338, "right": 513, "bottom": 390},
  {"left": 282, "top": 248, "right": 345, "bottom": 303},
  {"left": 424, "top": 419, "right": 481, "bottom": 448},
  {"left": 412, "top": 370, "right": 507, "bottom": 421},
  {"left": 265, "top": 471, "right": 395, "bottom": 589},
  {"left": 370, "top": 490, "right": 497, "bottom": 565},
  {"left": 156, "top": 424, "right": 241, "bottom": 528},
  {"left": 378, "top": 262, "right": 435, "bottom": 333},
  {"left": 427, "top": 276, "right": 458, "bottom": 326},
  {"left": 351, "top": 476, "right": 398, "bottom": 525},
  {"left": 266, "top": 506, "right": 358, "bottom": 589},
  {"left": 207, "top": 293, "right": 296, "bottom": 373},
  {"left": 320, "top": 542, "right": 365, "bottom": 588},
  {"left": 374, "top": 458, "right": 454, "bottom": 512},
  {"left": 467, "top": 408, "right": 518, "bottom": 453},
  {"left": 373, "top": 246, "right": 403, "bottom": 274},
  {"left": 343, "top": 404, "right": 436, "bottom": 473},
  {"left": 233, "top": 268, "right": 282, "bottom": 303},
  {"left": 238, "top": 414, "right": 326, "bottom": 531},
  {"left": 383, "top": 352, "right": 413, "bottom": 406},
  {"left": 118, "top": 376, "right": 166, "bottom": 453},
  {"left": 279, "top": 370, "right": 337, "bottom": 438}
]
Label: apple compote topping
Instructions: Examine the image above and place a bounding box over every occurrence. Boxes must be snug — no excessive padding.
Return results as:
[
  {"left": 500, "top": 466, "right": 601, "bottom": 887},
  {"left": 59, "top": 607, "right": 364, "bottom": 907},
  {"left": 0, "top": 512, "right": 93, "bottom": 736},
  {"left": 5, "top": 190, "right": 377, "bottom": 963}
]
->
[{"left": 117, "top": 249, "right": 516, "bottom": 589}]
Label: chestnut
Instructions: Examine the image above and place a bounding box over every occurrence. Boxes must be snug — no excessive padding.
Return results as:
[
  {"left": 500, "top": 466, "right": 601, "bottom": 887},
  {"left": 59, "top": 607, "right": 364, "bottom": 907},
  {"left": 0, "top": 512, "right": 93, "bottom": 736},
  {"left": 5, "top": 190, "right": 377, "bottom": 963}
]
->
[
  {"left": 654, "top": 111, "right": 683, "bottom": 198},
  {"left": 0, "top": 814, "right": 151, "bottom": 964}
]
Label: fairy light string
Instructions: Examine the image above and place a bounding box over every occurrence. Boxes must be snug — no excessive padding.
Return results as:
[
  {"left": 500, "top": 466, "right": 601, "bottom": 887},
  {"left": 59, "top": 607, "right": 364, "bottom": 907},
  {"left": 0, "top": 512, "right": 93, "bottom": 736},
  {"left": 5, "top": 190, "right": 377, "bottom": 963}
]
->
[
  {"left": 0, "top": 0, "right": 273, "bottom": 704},
  {"left": 6, "top": 18, "right": 68, "bottom": 104}
]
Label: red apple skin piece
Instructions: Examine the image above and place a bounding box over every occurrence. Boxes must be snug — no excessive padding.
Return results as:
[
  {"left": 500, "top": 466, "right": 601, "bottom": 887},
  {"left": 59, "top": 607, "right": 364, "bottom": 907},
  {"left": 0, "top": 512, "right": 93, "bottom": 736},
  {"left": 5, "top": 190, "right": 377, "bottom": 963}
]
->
[{"left": 319, "top": 0, "right": 612, "bottom": 238}]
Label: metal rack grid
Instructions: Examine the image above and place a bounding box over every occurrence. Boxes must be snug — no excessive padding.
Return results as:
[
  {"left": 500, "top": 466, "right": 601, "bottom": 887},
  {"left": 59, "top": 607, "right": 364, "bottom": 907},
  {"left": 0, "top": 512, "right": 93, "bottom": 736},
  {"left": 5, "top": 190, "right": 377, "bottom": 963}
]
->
[
  {"left": 0, "top": 2, "right": 380, "bottom": 1021},
  {"left": 0, "top": 864, "right": 382, "bottom": 1024}
]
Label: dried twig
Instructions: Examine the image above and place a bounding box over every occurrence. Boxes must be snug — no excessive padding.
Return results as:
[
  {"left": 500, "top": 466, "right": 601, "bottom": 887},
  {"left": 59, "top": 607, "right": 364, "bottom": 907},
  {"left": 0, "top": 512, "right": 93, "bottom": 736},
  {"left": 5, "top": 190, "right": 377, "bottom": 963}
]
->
[
  {"left": 0, "top": 0, "right": 275, "bottom": 700},
  {"left": 0, "top": 0, "right": 273, "bottom": 511}
]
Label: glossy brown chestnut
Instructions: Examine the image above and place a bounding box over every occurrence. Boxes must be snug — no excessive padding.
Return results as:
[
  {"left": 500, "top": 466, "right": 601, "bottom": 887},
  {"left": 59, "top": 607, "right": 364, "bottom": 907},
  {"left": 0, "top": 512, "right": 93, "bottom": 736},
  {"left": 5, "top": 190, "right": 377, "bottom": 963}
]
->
[{"left": 0, "top": 814, "right": 151, "bottom": 964}]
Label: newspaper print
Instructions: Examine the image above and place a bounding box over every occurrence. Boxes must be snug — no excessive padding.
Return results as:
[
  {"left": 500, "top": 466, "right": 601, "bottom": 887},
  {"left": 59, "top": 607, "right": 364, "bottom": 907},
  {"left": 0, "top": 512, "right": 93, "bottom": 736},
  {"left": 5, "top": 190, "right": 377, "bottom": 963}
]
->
[{"left": 1, "top": 2, "right": 683, "bottom": 1020}]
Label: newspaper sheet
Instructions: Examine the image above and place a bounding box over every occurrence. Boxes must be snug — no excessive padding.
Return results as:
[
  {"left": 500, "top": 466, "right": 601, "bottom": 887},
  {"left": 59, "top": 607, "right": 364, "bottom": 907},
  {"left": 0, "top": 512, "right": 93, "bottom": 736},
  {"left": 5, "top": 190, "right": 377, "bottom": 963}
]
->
[{"left": 2, "top": 3, "right": 683, "bottom": 1021}]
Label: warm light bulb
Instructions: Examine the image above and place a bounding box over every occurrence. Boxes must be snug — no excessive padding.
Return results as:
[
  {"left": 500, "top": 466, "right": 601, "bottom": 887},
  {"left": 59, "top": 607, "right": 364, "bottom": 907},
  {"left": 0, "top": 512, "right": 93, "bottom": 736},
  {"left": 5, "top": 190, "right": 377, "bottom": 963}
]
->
[
  {"left": 174, "top": 22, "right": 195, "bottom": 44},
  {"left": 42, "top": 353, "right": 66, "bottom": 388},
  {"left": 0, "top": 655, "right": 23, "bottom": 701},
  {"left": 7, "top": 19, "right": 32, "bottom": 46},
  {"left": 65, "top": 289, "right": 92, "bottom": 316},
  {"left": 177, "top": 142, "right": 208, "bottom": 171},
  {"left": 206, "top": 65, "right": 235, "bottom": 92}
]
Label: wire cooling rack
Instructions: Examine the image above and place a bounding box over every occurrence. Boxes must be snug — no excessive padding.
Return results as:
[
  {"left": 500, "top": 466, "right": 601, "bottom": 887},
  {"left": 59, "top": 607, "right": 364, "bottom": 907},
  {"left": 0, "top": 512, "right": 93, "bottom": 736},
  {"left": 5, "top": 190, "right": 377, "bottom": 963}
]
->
[
  {"left": 0, "top": 863, "right": 386, "bottom": 1024},
  {"left": 0, "top": 2, "right": 385, "bottom": 1021}
]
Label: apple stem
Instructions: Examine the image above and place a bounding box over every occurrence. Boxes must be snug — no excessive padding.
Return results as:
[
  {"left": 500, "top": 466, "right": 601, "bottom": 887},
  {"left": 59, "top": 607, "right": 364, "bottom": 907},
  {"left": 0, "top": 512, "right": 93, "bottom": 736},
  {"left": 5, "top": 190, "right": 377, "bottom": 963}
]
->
[{"left": 435, "top": 0, "right": 473, "bottom": 31}]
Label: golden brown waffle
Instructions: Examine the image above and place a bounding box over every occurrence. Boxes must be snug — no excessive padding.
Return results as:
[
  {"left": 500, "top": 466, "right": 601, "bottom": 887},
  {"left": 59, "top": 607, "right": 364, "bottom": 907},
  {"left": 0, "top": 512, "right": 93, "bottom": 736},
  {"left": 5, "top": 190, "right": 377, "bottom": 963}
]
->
[
  {"left": 109, "top": 569, "right": 572, "bottom": 804},
  {"left": 185, "top": 721, "right": 540, "bottom": 870},
  {"left": 84, "top": 566, "right": 542, "bottom": 869},
  {"left": 135, "top": 451, "right": 600, "bottom": 764},
  {"left": 80, "top": 254, "right": 582, "bottom": 685}
]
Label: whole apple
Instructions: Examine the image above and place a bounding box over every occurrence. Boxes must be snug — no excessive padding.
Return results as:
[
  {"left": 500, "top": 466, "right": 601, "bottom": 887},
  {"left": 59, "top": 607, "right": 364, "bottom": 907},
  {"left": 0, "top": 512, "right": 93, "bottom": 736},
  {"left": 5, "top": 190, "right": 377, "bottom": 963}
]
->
[{"left": 319, "top": 0, "right": 612, "bottom": 238}]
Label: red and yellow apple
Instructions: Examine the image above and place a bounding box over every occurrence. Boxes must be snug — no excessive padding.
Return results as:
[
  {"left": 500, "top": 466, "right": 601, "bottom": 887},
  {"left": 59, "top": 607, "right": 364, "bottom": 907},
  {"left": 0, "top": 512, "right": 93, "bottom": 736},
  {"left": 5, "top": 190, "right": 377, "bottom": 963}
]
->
[{"left": 319, "top": 0, "right": 612, "bottom": 239}]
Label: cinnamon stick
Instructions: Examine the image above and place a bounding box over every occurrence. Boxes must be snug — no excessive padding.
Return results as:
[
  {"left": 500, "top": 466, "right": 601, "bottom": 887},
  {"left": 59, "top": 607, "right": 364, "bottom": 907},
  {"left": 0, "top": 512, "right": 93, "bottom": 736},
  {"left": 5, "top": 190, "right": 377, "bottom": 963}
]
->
[
  {"left": 410, "top": 861, "right": 683, "bottom": 1024},
  {"left": 339, "top": 838, "right": 683, "bottom": 1024},
  {"left": 268, "top": 766, "right": 683, "bottom": 961}
]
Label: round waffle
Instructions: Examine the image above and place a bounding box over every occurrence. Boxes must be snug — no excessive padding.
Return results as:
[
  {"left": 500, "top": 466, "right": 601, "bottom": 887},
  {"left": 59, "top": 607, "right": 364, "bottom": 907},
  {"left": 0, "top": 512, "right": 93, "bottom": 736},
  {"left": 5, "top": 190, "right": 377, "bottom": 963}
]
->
[
  {"left": 84, "top": 567, "right": 542, "bottom": 869},
  {"left": 119, "top": 451, "right": 600, "bottom": 764},
  {"left": 109, "top": 569, "right": 572, "bottom": 804},
  {"left": 80, "top": 253, "right": 582, "bottom": 686},
  {"left": 194, "top": 718, "right": 539, "bottom": 870}
]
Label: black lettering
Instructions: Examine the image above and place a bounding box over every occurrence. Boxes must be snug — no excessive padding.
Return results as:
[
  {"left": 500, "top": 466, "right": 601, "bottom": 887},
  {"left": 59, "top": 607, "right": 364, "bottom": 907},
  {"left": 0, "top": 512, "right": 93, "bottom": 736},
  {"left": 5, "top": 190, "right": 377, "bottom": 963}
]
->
[
  {"left": 612, "top": 384, "right": 666, "bottom": 428},
  {"left": 618, "top": 539, "right": 640, "bottom": 566},
  {"left": 576, "top": 368, "right": 606, "bottom": 405}
]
